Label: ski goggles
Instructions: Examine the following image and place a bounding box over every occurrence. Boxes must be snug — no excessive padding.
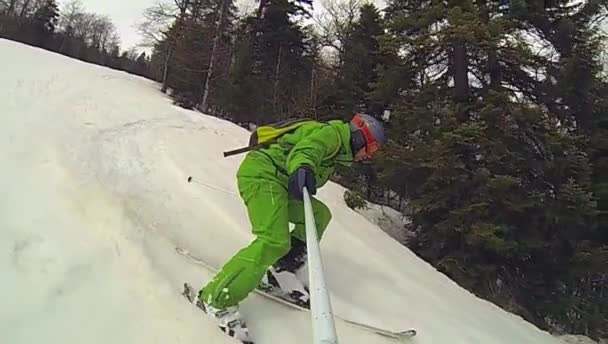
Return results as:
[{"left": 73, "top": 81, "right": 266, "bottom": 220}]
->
[{"left": 352, "top": 114, "right": 380, "bottom": 155}]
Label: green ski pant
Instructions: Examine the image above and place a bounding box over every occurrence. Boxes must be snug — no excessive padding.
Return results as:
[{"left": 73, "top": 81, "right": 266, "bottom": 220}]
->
[{"left": 198, "top": 176, "right": 332, "bottom": 309}]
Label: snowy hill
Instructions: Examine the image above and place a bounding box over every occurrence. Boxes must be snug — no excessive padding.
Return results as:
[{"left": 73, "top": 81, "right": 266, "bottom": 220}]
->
[{"left": 1, "top": 39, "right": 570, "bottom": 344}]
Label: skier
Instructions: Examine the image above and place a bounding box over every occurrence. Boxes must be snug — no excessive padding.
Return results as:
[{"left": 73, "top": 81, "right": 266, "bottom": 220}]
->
[{"left": 195, "top": 113, "right": 386, "bottom": 343}]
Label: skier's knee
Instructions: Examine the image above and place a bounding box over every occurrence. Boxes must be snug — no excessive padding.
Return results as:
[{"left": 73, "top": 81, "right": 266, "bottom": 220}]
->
[
  {"left": 259, "top": 237, "right": 291, "bottom": 265},
  {"left": 274, "top": 240, "right": 291, "bottom": 260}
]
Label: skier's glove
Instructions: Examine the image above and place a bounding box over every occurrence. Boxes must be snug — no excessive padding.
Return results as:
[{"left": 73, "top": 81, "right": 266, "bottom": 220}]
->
[{"left": 288, "top": 165, "right": 316, "bottom": 200}]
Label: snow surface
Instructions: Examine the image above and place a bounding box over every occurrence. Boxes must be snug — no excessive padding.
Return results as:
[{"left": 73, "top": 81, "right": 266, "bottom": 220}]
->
[{"left": 1, "top": 39, "right": 570, "bottom": 344}]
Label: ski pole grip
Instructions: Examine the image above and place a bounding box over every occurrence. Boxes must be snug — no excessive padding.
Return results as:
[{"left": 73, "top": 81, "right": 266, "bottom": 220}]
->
[{"left": 303, "top": 188, "right": 338, "bottom": 344}]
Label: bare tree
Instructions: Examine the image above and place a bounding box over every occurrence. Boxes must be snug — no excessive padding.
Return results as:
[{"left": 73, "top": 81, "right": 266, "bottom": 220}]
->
[
  {"left": 256, "top": 0, "right": 269, "bottom": 19},
  {"left": 3, "top": 0, "right": 19, "bottom": 15},
  {"left": 600, "top": 23, "right": 608, "bottom": 80},
  {"left": 71, "top": 12, "right": 94, "bottom": 41},
  {"left": 55, "top": 1, "right": 82, "bottom": 52},
  {"left": 58, "top": 0, "right": 83, "bottom": 34},
  {"left": 136, "top": 0, "right": 190, "bottom": 47},
  {"left": 314, "top": 0, "right": 363, "bottom": 60},
  {"left": 0, "top": 0, "right": 45, "bottom": 18},
  {"left": 4, "top": 0, "right": 19, "bottom": 15},
  {"left": 18, "top": 0, "right": 31, "bottom": 18},
  {"left": 88, "top": 14, "right": 116, "bottom": 51},
  {"left": 0, "top": 0, "right": 15, "bottom": 14},
  {"left": 29, "top": 0, "right": 47, "bottom": 16},
  {"left": 107, "top": 32, "right": 121, "bottom": 55},
  {"left": 137, "top": 0, "right": 190, "bottom": 93},
  {"left": 136, "top": 0, "right": 179, "bottom": 48},
  {"left": 200, "top": 0, "right": 232, "bottom": 112}
]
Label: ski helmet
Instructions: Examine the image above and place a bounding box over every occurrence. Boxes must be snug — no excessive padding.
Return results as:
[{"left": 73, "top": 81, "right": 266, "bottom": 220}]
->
[{"left": 349, "top": 113, "right": 385, "bottom": 155}]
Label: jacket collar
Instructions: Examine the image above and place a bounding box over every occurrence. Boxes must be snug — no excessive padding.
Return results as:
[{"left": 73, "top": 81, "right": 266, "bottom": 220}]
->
[{"left": 328, "top": 120, "right": 354, "bottom": 167}]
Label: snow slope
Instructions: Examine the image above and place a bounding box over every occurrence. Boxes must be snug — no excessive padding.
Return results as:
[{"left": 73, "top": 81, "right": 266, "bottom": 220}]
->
[{"left": 1, "top": 39, "right": 567, "bottom": 344}]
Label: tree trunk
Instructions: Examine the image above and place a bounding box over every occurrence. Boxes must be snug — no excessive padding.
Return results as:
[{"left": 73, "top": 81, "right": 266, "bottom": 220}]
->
[
  {"left": 477, "top": 0, "right": 500, "bottom": 92},
  {"left": 59, "top": 33, "right": 70, "bottom": 53},
  {"left": 161, "top": 46, "right": 173, "bottom": 93},
  {"left": 453, "top": 42, "right": 469, "bottom": 104},
  {"left": 161, "top": 0, "right": 189, "bottom": 94},
  {"left": 311, "top": 67, "right": 317, "bottom": 119},
  {"left": 447, "top": 1, "right": 470, "bottom": 111},
  {"left": 200, "top": 0, "right": 230, "bottom": 112},
  {"left": 488, "top": 51, "right": 500, "bottom": 91},
  {"left": 273, "top": 45, "right": 282, "bottom": 117},
  {"left": 19, "top": 0, "right": 31, "bottom": 18},
  {"left": 176, "top": 0, "right": 190, "bottom": 15},
  {"left": 7, "top": 0, "right": 18, "bottom": 15},
  {"left": 256, "top": 0, "right": 269, "bottom": 19}
]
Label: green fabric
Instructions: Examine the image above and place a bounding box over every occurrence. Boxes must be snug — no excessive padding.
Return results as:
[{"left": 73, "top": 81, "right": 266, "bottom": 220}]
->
[
  {"left": 238, "top": 120, "right": 353, "bottom": 185},
  {"left": 199, "top": 120, "right": 353, "bottom": 309}
]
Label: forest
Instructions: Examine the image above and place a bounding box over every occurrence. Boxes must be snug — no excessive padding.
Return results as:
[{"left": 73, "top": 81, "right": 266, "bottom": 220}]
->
[
  {"left": 1, "top": 0, "right": 606, "bottom": 339},
  {"left": 0, "top": 0, "right": 149, "bottom": 79}
]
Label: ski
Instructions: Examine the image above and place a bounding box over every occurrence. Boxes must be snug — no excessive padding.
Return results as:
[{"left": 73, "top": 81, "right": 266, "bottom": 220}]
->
[
  {"left": 258, "top": 279, "right": 311, "bottom": 309},
  {"left": 176, "top": 247, "right": 417, "bottom": 341}
]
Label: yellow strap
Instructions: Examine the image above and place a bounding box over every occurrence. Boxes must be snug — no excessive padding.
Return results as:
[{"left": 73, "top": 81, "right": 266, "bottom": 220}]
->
[{"left": 256, "top": 121, "right": 316, "bottom": 144}]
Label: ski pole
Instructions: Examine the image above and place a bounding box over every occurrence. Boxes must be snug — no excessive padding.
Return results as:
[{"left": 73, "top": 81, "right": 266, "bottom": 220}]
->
[
  {"left": 186, "top": 176, "right": 237, "bottom": 196},
  {"left": 303, "top": 188, "right": 338, "bottom": 344}
]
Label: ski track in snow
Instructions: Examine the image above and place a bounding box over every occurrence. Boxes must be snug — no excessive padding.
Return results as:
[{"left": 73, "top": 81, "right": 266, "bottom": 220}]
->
[{"left": 0, "top": 39, "right": 571, "bottom": 344}]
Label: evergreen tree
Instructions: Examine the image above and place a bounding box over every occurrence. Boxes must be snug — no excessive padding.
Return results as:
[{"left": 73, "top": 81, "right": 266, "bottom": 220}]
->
[
  {"left": 33, "top": 0, "right": 59, "bottom": 46},
  {"left": 218, "top": 20, "right": 261, "bottom": 122},
  {"left": 220, "top": 0, "right": 316, "bottom": 122},
  {"left": 149, "top": 0, "right": 237, "bottom": 109},
  {"left": 2, "top": 0, "right": 604, "bottom": 337},
  {"left": 507, "top": 1, "right": 608, "bottom": 336},
  {"left": 333, "top": 3, "right": 384, "bottom": 117},
  {"left": 199, "top": 0, "right": 235, "bottom": 112},
  {"left": 374, "top": 0, "right": 605, "bottom": 337}
]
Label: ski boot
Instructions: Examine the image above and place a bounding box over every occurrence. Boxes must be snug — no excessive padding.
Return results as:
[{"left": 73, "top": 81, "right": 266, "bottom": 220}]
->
[
  {"left": 259, "top": 238, "right": 310, "bottom": 308},
  {"left": 197, "top": 302, "right": 253, "bottom": 344},
  {"left": 183, "top": 283, "right": 254, "bottom": 344}
]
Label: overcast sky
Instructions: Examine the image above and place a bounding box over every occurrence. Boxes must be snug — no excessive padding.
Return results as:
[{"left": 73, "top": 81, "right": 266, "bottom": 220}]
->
[
  {"left": 58, "top": 0, "right": 387, "bottom": 51},
  {"left": 61, "top": 0, "right": 601, "bottom": 54},
  {"left": 57, "top": 0, "right": 153, "bottom": 50},
  {"left": 56, "top": 0, "right": 320, "bottom": 51}
]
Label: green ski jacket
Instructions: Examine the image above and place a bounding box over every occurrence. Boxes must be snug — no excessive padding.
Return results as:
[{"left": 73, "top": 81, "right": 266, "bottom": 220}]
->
[{"left": 237, "top": 120, "right": 354, "bottom": 186}]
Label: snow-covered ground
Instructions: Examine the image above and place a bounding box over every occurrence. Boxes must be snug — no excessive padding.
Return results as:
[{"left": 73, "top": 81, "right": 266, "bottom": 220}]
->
[{"left": 1, "top": 39, "right": 574, "bottom": 344}]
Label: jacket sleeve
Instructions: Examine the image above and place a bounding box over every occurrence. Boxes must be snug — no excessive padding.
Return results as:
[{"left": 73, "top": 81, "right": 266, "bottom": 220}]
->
[{"left": 286, "top": 125, "right": 342, "bottom": 175}]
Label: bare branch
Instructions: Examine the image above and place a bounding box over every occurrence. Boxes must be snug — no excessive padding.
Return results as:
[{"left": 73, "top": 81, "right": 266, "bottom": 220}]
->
[
  {"left": 313, "top": 0, "right": 363, "bottom": 57},
  {"left": 58, "top": 0, "right": 84, "bottom": 34},
  {"left": 136, "top": 0, "right": 182, "bottom": 47}
]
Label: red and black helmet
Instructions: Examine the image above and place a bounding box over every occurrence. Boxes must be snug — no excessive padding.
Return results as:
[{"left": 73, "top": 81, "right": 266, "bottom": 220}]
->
[{"left": 349, "top": 113, "right": 386, "bottom": 155}]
